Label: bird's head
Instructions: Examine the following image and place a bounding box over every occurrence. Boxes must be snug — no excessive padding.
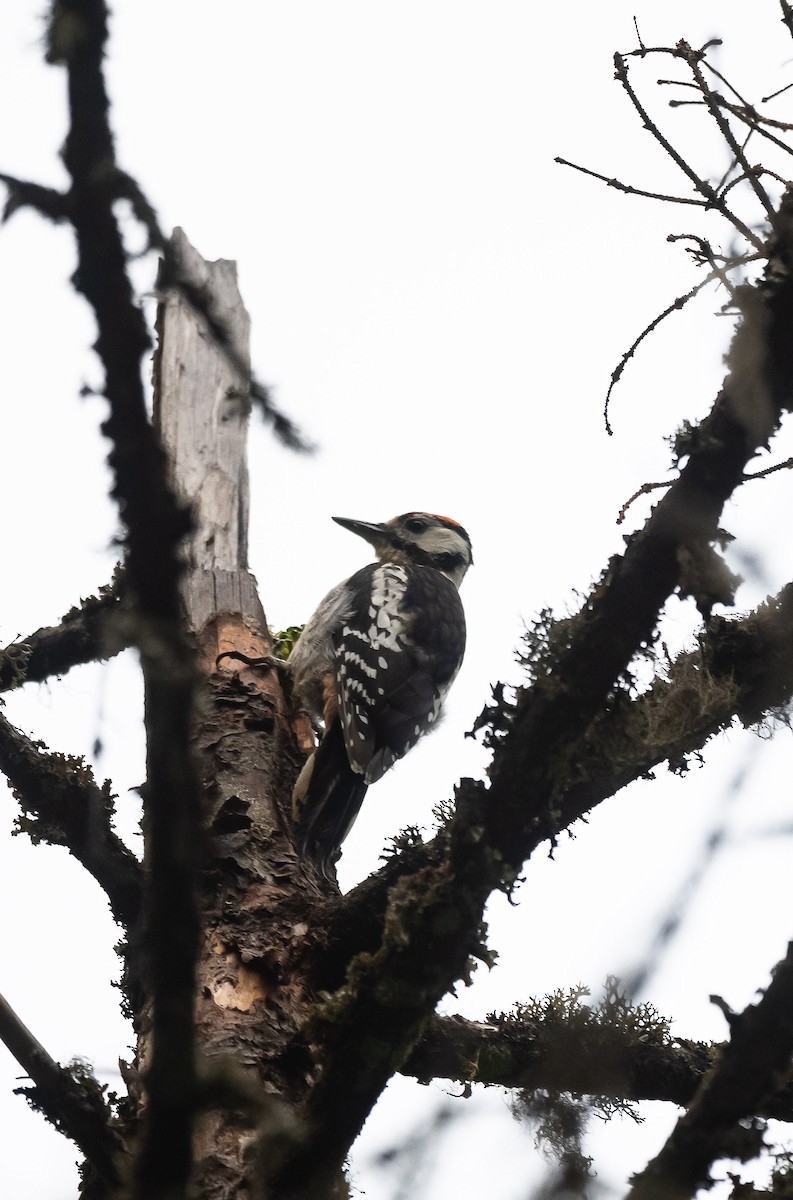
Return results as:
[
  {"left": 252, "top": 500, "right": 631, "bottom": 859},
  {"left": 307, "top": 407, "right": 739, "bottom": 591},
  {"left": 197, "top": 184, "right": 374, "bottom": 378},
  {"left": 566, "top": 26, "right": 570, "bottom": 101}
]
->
[{"left": 332, "top": 512, "right": 473, "bottom": 588}]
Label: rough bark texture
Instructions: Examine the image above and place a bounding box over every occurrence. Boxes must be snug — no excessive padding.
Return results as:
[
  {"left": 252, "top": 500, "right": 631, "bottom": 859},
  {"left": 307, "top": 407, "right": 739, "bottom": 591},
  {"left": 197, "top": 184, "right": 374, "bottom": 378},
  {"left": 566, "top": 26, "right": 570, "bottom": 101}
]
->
[{"left": 144, "top": 231, "right": 333, "bottom": 1200}]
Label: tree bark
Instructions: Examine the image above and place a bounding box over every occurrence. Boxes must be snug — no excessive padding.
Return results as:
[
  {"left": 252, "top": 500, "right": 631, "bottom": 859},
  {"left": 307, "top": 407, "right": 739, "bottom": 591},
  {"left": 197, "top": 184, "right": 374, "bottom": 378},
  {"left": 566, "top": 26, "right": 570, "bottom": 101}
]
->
[{"left": 143, "top": 230, "right": 333, "bottom": 1199}]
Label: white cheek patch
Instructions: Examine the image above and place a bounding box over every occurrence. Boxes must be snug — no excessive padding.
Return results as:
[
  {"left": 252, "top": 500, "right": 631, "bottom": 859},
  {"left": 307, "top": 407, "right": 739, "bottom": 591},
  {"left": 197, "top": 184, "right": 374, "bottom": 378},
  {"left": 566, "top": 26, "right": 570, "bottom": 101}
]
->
[{"left": 417, "top": 527, "right": 467, "bottom": 559}]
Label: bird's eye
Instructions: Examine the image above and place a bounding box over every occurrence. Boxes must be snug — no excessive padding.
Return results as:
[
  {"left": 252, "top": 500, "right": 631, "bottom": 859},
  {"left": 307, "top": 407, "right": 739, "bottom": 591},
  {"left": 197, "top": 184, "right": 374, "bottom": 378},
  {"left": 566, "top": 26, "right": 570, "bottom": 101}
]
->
[{"left": 404, "top": 517, "right": 427, "bottom": 533}]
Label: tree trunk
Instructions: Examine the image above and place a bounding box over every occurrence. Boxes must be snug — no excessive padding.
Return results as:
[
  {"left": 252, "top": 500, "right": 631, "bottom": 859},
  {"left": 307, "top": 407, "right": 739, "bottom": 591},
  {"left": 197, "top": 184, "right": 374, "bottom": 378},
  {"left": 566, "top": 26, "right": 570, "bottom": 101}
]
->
[{"left": 139, "top": 229, "right": 333, "bottom": 1199}]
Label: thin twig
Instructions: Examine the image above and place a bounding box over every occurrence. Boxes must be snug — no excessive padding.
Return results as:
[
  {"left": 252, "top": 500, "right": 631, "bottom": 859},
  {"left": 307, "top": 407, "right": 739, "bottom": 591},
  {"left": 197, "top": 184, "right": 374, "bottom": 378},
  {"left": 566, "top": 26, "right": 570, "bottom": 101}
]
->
[
  {"left": 703, "top": 58, "right": 755, "bottom": 110},
  {"left": 617, "top": 450, "right": 793, "bottom": 525},
  {"left": 633, "top": 17, "right": 646, "bottom": 54},
  {"left": 616, "top": 479, "right": 671, "bottom": 524},
  {"left": 743, "top": 454, "right": 793, "bottom": 482},
  {"left": 720, "top": 167, "right": 767, "bottom": 205},
  {"left": 554, "top": 156, "right": 707, "bottom": 206},
  {"left": 604, "top": 273, "right": 716, "bottom": 436},
  {"left": 705, "top": 98, "right": 793, "bottom": 161},
  {"left": 713, "top": 126, "right": 755, "bottom": 199},
  {"left": 668, "top": 91, "right": 793, "bottom": 135},
  {"left": 669, "top": 93, "right": 793, "bottom": 165},
  {"left": 613, "top": 51, "right": 766, "bottom": 251},
  {"left": 605, "top": 234, "right": 763, "bottom": 434},
  {"left": 666, "top": 234, "right": 742, "bottom": 293},
  {"left": 680, "top": 40, "right": 776, "bottom": 221},
  {"left": 762, "top": 79, "right": 793, "bottom": 104},
  {"left": 0, "top": 990, "right": 125, "bottom": 1185}
]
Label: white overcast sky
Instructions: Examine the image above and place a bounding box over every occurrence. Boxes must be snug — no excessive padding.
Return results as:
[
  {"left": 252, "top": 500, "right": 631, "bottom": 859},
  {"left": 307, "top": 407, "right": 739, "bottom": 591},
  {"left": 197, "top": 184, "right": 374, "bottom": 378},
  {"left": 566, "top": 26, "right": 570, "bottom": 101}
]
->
[{"left": 2, "top": 2, "right": 793, "bottom": 1197}]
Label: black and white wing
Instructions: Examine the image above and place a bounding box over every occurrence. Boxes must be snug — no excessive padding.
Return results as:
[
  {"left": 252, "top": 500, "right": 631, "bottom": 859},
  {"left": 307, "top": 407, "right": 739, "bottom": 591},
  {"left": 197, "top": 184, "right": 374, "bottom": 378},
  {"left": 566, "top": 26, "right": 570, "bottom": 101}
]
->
[{"left": 333, "top": 562, "right": 466, "bottom": 784}]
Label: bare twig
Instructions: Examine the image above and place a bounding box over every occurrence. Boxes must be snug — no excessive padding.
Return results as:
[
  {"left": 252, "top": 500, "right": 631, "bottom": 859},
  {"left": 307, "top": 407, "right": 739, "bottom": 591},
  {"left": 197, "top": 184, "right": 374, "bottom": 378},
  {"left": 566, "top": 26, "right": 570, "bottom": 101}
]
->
[
  {"left": 762, "top": 79, "right": 793, "bottom": 104},
  {"left": 625, "top": 941, "right": 793, "bottom": 1200},
  {"left": 633, "top": 17, "right": 646, "bottom": 54},
  {"left": 604, "top": 274, "right": 715, "bottom": 436},
  {"left": 617, "top": 479, "right": 671, "bottom": 524},
  {"left": 554, "top": 157, "right": 707, "bottom": 206},
  {"left": 668, "top": 95, "right": 793, "bottom": 161},
  {"left": 743, "top": 454, "right": 793, "bottom": 482},
  {"left": 0, "top": 990, "right": 125, "bottom": 1185},
  {"left": 665, "top": 234, "right": 749, "bottom": 292},
  {"left": 619, "top": 439, "right": 793, "bottom": 527},
  {"left": 613, "top": 51, "right": 766, "bottom": 251},
  {"left": 680, "top": 40, "right": 776, "bottom": 221},
  {"left": 701, "top": 57, "right": 757, "bottom": 114},
  {"left": 605, "top": 234, "right": 762, "bottom": 434},
  {"left": 719, "top": 167, "right": 789, "bottom": 204},
  {"left": 714, "top": 131, "right": 755, "bottom": 200}
]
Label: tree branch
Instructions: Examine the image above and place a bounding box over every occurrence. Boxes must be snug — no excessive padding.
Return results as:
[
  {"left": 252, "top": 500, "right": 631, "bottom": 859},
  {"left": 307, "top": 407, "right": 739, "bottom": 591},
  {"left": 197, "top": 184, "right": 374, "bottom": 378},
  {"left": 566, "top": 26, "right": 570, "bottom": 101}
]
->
[
  {"left": 402, "top": 1011, "right": 711, "bottom": 1105},
  {"left": 0, "top": 710, "right": 142, "bottom": 928},
  {"left": 49, "top": 1, "right": 201, "bottom": 1193},
  {"left": 0, "top": 989, "right": 125, "bottom": 1186},
  {"left": 626, "top": 941, "right": 793, "bottom": 1200},
  {"left": 404, "top": 1010, "right": 793, "bottom": 1124},
  {"left": 0, "top": 569, "right": 130, "bottom": 693}
]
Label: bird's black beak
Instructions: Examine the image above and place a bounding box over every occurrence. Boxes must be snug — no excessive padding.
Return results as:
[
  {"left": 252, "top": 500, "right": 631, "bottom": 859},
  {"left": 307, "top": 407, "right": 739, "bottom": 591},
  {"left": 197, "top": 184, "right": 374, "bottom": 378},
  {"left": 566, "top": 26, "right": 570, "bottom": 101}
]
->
[{"left": 332, "top": 516, "right": 395, "bottom": 551}]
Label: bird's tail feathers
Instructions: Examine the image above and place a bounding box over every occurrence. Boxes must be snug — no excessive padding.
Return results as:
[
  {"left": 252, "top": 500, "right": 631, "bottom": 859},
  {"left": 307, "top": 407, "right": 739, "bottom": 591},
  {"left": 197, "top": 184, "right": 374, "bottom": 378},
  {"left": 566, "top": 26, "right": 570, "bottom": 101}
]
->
[{"left": 292, "top": 718, "right": 368, "bottom": 881}]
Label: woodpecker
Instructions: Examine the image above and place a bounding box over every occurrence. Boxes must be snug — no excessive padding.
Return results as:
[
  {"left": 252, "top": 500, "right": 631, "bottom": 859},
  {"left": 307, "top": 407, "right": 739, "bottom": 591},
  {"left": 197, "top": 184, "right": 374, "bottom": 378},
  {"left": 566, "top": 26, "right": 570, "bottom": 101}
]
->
[{"left": 289, "top": 512, "right": 472, "bottom": 880}]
